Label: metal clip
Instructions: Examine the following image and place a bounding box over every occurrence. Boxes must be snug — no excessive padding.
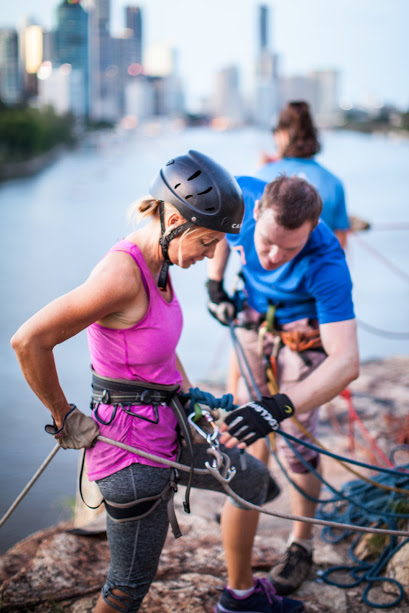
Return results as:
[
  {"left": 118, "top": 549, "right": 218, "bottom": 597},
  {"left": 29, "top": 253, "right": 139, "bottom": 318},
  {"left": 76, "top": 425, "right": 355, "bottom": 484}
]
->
[
  {"left": 188, "top": 409, "right": 219, "bottom": 448},
  {"left": 188, "top": 410, "right": 236, "bottom": 483}
]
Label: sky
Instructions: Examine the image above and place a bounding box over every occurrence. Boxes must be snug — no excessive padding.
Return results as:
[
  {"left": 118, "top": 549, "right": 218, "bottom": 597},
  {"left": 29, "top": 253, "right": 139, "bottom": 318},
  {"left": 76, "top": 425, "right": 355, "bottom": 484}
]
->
[{"left": 2, "top": 0, "right": 409, "bottom": 111}]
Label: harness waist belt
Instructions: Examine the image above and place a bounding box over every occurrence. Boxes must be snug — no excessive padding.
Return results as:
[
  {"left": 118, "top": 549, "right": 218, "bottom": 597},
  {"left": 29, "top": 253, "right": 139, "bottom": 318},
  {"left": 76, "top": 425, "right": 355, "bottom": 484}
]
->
[{"left": 91, "top": 369, "right": 180, "bottom": 405}]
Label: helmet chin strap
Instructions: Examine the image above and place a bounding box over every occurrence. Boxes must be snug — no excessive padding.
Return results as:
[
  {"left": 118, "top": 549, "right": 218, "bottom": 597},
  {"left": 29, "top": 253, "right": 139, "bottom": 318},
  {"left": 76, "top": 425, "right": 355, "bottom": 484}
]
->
[{"left": 158, "top": 201, "right": 194, "bottom": 290}]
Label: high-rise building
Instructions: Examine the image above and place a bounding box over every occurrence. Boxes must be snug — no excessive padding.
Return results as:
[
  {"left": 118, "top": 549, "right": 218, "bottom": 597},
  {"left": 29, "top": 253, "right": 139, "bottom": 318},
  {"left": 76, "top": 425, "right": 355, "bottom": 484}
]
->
[
  {"left": 214, "top": 66, "right": 244, "bottom": 127},
  {"left": 253, "top": 4, "right": 279, "bottom": 127},
  {"left": 0, "top": 28, "right": 22, "bottom": 104},
  {"left": 38, "top": 62, "right": 86, "bottom": 117},
  {"left": 87, "top": 0, "right": 119, "bottom": 121},
  {"left": 125, "top": 6, "right": 143, "bottom": 67},
  {"left": 55, "top": 0, "right": 89, "bottom": 115},
  {"left": 278, "top": 71, "right": 341, "bottom": 127},
  {"left": 259, "top": 4, "right": 269, "bottom": 51},
  {"left": 309, "top": 69, "right": 341, "bottom": 126},
  {"left": 18, "top": 20, "right": 44, "bottom": 98}
]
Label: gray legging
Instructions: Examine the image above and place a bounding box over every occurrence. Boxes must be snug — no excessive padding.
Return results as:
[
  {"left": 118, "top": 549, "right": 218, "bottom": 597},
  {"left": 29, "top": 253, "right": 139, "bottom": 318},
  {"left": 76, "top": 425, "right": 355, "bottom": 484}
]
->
[{"left": 96, "top": 442, "right": 273, "bottom": 612}]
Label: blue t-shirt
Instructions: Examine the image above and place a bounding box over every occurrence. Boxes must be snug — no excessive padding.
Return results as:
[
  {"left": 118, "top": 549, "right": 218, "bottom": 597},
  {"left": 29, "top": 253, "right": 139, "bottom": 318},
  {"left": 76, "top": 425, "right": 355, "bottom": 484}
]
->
[
  {"left": 227, "top": 176, "right": 355, "bottom": 325},
  {"left": 256, "top": 157, "right": 350, "bottom": 232}
]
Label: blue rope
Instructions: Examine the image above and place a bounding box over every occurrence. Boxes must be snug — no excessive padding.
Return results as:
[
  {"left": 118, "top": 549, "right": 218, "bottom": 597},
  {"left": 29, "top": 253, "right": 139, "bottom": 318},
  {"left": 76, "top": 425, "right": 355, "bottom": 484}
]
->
[
  {"left": 180, "top": 387, "right": 235, "bottom": 414},
  {"left": 316, "top": 464, "right": 409, "bottom": 607},
  {"left": 279, "top": 429, "right": 409, "bottom": 478}
]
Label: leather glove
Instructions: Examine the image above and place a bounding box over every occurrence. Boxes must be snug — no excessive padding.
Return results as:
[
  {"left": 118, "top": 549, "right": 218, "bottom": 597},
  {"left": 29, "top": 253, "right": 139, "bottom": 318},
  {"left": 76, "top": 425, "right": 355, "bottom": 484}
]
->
[
  {"left": 45, "top": 405, "right": 100, "bottom": 449},
  {"left": 223, "top": 394, "right": 295, "bottom": 446},
  {"left": 206, "top": 279, "right": 236, "bottom": 326}
]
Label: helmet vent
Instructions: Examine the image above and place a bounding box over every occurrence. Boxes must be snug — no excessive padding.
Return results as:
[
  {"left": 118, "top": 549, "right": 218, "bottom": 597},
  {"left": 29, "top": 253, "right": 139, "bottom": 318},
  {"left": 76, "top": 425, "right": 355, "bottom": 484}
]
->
[
  {"left": 185, "top": 194, "right": 193, "bottom": 199},
  {"left": 197, "top": 187, "right": 213, "bottom": 196},
  {"left": 188, "top": 170, "right": 201, "bottom": 181},
  {"left": 165, "top": 159, "right": 175, "bottom": 166},
  {"left": 174, "top": 183, "right": 181, "bottom": 189}
]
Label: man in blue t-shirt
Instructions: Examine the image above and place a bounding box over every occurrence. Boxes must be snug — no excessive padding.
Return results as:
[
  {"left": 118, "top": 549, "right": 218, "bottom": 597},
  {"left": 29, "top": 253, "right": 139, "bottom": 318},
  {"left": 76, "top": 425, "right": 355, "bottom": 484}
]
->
[{"left": 207, "top": 174, "right": 359, "bottom": 596}]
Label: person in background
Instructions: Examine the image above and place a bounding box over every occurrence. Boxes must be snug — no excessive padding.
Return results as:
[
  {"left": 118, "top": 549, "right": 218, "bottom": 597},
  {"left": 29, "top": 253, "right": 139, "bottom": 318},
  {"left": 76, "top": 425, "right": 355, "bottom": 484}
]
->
[
  {"left": 257, "top": 100, "right": 350, "bottom": 249},
  {"left": 11, "top": 151, "right": 305, "bottom": 613},
  {"left": 207, "top": 174, "right": 359, "bottom": 596}
]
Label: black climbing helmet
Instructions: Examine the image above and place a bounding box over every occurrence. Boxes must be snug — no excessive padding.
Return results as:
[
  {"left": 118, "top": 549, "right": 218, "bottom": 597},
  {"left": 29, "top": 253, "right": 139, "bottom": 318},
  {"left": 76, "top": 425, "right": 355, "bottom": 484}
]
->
[{"left": 149, "top": 150, "right": 244, "bottom": 234}]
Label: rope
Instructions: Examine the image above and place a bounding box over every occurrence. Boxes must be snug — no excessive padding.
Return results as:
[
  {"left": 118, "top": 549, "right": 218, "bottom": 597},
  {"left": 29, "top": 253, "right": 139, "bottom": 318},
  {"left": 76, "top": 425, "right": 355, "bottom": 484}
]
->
[
  {"left": 356, "top": 318, "right": 409, "bottom": 340},
  {"left": 95, "top": 436, "right": 409, "bottom": 538},
  {"left": 226, "top": 321, "right": 409, "bottom": 608},
  {"left": 348, "top": 232, "right": 409, "bottom": 340},
  {"left": 351, "top": 233, "right": 409, "bottom": 285},
  {"left": 317, "top": 473, "right": 409, "bottom": 608},
  {"left": 0, "top": 444, "right": 60, "bottom": 528},
  {"left": 368, "top": 222, "right": 409, "bottom": 232},
  {"left": 340, "top": 388, "right": 395, "bottom": 468}
]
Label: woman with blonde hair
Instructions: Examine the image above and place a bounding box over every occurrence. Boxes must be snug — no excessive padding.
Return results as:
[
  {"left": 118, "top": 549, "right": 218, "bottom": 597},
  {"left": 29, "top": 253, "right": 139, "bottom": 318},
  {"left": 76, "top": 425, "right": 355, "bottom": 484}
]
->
[{"left": 11, "top": 149, "right": 304, "bottom": 613}]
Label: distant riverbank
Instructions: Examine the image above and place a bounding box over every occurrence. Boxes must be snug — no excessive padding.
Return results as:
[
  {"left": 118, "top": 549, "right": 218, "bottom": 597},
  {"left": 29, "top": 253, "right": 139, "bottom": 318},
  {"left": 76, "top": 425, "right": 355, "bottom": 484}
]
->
[{"left": 0, "top": 145, "right": 66, "bottom": 182}]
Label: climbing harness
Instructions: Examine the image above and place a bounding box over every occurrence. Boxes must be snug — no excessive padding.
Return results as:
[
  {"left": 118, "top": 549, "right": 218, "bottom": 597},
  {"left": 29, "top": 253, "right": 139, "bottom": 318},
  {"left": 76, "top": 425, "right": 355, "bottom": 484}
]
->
[{"left": 88, "top": 368, "right": 200, "bottom": 526}]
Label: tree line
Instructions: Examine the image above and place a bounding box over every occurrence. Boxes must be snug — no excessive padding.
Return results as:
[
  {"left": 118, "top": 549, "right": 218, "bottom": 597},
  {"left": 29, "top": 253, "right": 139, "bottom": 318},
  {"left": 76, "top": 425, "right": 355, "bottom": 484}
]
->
[{"left": 0, "top": 101, "right": 75, "bottom": 166}]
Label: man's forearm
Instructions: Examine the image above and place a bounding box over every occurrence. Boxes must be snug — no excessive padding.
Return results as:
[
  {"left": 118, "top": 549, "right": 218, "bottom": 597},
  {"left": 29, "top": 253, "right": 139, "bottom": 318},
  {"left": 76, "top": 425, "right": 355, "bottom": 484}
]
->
[{"left": 280, "top": 350, "right": 359, "bottom": 414}]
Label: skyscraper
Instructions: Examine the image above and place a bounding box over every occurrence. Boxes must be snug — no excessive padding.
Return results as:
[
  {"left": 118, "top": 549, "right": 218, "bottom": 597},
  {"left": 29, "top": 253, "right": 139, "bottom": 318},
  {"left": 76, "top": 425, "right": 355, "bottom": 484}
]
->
[
  {"left": 125, "top": 6, "right": 143, "bottom": 67},
  {"left": 55, "top": 0, "right": 89, "bottom": 115},
  {"left": 0, "top": 29, "right": 22, "bottom": 104},
  {"left": 259, "top": 4, "right": 269, "bottom": 51},
  {"left": 254, "top": 4, "right": 279, "bottom": 127},
  {"left": 87, "top": 0, "right": 119, "bottom": 120}
]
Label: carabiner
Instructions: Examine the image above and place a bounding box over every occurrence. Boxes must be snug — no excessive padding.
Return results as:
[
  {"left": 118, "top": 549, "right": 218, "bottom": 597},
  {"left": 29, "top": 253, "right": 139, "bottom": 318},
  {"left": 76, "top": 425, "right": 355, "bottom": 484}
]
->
[{"left": 188, "top": 409, "right": 219, "bottom": 448}]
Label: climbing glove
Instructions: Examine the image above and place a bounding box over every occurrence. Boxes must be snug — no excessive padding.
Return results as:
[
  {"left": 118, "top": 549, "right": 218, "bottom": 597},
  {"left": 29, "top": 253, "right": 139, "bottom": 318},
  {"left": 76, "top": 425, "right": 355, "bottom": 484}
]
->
[
  {"left": 206, "top": 279, "right": 236, "bottom": 326},
  {"left": 45, "top": 405, "right": 100, "bottom": 449},
  {"left": 223, "top": 394, "right": 295, "bottom": 446}
]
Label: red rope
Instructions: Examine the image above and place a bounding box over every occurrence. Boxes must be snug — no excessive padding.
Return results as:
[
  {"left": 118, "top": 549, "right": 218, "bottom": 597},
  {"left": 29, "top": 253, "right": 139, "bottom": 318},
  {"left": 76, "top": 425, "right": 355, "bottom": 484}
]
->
[{"left": 340, "top": 388, "right": 395, "bottom": 469}]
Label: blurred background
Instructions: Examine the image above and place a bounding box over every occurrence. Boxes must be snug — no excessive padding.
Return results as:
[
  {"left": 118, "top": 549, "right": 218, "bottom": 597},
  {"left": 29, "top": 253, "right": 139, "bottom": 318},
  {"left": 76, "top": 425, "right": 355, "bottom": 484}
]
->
[{"left": 0, "top": 1, "right": 408, "bottom": 554}]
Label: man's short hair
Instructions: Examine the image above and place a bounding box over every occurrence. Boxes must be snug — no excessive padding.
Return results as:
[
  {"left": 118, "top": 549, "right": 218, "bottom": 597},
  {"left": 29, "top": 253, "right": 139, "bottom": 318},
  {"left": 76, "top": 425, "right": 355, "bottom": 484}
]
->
[{"left": 259, "top": 175, "right": 322, "bottom": 230}]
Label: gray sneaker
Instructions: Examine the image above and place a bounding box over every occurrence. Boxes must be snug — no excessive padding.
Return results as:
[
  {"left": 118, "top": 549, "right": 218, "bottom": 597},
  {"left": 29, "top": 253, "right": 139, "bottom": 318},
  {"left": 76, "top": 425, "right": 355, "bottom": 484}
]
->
[{"left": 268, "top": 543, "right": 313, "bottom": 595}]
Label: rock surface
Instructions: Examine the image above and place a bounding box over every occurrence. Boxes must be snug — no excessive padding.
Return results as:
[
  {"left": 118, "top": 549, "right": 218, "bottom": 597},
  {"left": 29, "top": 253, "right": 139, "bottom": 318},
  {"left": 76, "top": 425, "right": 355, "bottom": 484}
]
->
[{"left": 1, "top": 356, "right": 409, "bottom": 612}]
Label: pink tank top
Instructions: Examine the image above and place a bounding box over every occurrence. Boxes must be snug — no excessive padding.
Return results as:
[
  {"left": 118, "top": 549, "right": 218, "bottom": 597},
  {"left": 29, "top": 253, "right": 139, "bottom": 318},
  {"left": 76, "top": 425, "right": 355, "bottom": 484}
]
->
[{"left": 86, "top": 239, "right": 184, "bottom": 481}]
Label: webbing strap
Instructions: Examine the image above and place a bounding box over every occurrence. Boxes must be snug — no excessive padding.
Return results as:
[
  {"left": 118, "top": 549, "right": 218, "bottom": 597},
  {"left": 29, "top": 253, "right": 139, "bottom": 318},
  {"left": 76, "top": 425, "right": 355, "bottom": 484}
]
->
[
  {"left": 104, "top": 470, "right": 182, "bottom": 538},
  {"left": 157, "top": 201, "right": 193, "bottom": 290},
  {"left": 170, "top": 397, "right": 195, "bottom": 514}
]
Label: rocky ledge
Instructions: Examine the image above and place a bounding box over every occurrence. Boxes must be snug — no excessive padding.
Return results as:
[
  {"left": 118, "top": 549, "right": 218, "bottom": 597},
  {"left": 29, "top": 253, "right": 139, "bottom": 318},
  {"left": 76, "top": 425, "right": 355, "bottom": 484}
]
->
[{"left": 1, "top": 356, "right": 409, "bottom": 613}]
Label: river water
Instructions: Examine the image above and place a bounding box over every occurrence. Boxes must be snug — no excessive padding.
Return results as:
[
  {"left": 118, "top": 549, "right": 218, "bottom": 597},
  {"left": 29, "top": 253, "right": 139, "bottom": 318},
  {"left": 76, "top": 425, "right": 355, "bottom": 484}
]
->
[{"left": 1, "top": 124, "right": 408, "bottom": 554}]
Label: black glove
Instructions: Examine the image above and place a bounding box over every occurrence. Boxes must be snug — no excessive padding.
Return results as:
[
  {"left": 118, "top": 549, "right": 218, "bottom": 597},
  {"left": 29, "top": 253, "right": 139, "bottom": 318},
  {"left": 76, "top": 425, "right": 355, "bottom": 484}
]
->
[
  {"left": 224, "top": 394, "right": 295, "bottom": 446},
  {"left": 206, "top": 279, "right": 236, "bottom": 326}
]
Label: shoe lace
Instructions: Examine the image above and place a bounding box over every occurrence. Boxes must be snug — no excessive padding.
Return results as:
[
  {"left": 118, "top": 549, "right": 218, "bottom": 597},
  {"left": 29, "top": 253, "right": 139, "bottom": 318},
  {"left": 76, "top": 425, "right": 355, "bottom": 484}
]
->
[{"left": 257, "top": 578, "right": 283, "bottom": 604}]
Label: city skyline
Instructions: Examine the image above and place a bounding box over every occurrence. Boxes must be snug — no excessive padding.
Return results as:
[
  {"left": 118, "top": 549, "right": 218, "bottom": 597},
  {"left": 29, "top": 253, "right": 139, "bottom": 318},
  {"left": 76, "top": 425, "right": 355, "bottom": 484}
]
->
[{"left": 2, "top": 0, "right": 409, "bottom": 111}]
